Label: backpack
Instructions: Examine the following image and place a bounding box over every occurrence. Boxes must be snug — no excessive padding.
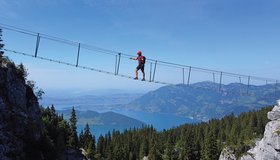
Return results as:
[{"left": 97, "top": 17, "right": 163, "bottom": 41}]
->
[{"left": 142, "top": 56, "right": 146, "bottom": 64}]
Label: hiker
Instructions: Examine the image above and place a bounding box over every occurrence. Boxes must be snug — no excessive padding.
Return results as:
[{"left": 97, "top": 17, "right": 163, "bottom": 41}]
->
[{"left": 130, "top": 51, "right": 146, "bottom": 81}]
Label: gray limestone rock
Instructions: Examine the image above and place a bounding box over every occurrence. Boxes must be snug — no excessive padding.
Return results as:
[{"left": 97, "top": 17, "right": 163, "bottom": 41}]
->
[
  {"left": 268, "top": 105, "right": 280, "bottom": 121},
  {"left": 239, "top": 100, "right": 280, "bottom": 160},
  {"left": 219, "top": 147, "right": 236, "bottom": 160}
]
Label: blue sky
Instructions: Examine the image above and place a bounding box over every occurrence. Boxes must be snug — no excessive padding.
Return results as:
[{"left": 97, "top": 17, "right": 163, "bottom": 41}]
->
[{"left": 0, "top": 0, "right": 280, "bottom": 93}]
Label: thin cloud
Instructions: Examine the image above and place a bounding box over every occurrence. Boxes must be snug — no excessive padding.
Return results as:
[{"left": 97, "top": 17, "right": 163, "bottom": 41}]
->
[
  {"left": 32, "top": 0, "right": 69, "bottom": 6},
  {"left": 0, "top": 0, "right": 70, "bottom": 19},
  {"left": 0, "top": 0, "right": 18, "bottom": 18},
  {"left": 82, "top": 0, "right": 96, "bottom": 7}
]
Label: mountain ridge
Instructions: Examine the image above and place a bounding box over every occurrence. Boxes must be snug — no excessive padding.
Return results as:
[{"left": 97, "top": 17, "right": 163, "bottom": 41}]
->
[
  {"left": 57, "top": 109, "right": 145, "bottom": 136},
  {"left": 125, "top": 81, "right": 279, "bottom": 121}
]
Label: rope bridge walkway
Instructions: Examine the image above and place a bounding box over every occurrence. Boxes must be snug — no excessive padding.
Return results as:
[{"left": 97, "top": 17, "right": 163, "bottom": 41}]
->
[{"left": 0, "top": 23, "right": 279, "bottom": 97}]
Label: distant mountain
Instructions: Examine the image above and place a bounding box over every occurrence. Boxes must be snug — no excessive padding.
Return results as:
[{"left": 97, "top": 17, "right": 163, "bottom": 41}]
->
[
  {"left": 126, "top": 81, "right": 279, "bottom": 121},
  {"left": 57, "top": 110, "right": 145, "bottom": 135},
  {"left": 42, "top": 93, "right": 142, "bottom": 110}
]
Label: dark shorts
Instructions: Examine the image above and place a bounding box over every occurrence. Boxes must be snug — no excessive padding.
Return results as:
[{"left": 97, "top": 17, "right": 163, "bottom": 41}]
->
[{"left": 136, "top": 63, "right": 145, "bottom": 72}]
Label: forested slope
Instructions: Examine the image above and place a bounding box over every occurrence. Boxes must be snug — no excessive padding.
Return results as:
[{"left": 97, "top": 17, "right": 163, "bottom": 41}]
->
[{"left": 94, "top": 106, "right": 272, "bottom": 160}]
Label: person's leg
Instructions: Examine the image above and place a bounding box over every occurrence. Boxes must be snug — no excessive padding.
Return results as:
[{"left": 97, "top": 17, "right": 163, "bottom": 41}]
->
[
  {"left": 134, "top": 66, "right": 139, "bottom": 79},
  {"left": 141, "top": 65, "right": 145, "bottom": 81},
  {"left": 135, "top": 69, "right": 138, "bottom": 79}
]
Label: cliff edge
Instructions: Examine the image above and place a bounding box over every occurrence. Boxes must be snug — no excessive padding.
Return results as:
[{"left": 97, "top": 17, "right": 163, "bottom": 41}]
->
[{"left": 0, "top": 62, "right": 43, "bottom": 159}]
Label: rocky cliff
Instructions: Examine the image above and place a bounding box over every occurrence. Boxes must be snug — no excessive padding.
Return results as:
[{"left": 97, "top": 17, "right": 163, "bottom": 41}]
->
[
  {"left": 0, "top": 62, "right": 43, "bottom": 159},
  {"left": 219, "top": 100, "right": 280, "bottom": 160},
  {"left": 240, "top": 100, "right": 280, "bottom": 160}
]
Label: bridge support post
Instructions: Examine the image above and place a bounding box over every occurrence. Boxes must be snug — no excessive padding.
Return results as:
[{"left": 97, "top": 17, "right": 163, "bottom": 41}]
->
[
  {"left": 116, "top": 53, "right": 121, "bottom": 75},
  {"left": 114, "top": 55, "right": 118, "bottom": 75},
  {"left": 152, "top": 61, "right": 157, "bottom": 82},
  {"left": 149, "top": 62, "right": 153, "bottom": 82},
  {"left": 182, "top": 68, "right": 185, "bottom": 85},
  {"left": 34, "top": 33, "right": 40, "bottom": 57},
  {"left": 187, "top": 66, "right": 192, "bottom": 86},
  {"left": 213, "top": 73, "right": 215, "bottom": 83},
  {"left": 219, "top": 72, "right": 223, "bottom": 92},
  {"left": 247, "top": 76, "right": 250, "bottom": 94},
  {"left": 76, "top": 43, "right": 81, "bottom": 67}
]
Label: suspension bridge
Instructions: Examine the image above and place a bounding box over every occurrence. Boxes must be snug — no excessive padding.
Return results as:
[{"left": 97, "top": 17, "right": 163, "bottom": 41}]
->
[{"left": 0, "top": 23, "right": 279, "bottom": 97}]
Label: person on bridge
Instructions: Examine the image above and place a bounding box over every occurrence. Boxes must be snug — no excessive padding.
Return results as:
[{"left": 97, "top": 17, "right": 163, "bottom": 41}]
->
[{"left": 130, "top": 51, "right": 146, "bottom": 81}]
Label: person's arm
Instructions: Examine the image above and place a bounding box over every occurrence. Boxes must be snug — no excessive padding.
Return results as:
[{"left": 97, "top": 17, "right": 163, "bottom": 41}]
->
[{"left": 130, "top": 57, "right": 137, "bottom": 60}]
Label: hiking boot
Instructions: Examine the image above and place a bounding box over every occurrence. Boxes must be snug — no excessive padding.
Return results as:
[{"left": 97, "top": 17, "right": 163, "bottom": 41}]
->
[
  {"left": 141, "top": 78, "right": 145, "bottom": 81},
  {"left": 134, "top": 77, "right": 138, "bottom": 80}
]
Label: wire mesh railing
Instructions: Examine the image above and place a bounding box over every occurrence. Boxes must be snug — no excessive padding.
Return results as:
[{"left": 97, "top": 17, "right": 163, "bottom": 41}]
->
[{"left": 0, "top": 23, "right": 279, "bottom": 100}]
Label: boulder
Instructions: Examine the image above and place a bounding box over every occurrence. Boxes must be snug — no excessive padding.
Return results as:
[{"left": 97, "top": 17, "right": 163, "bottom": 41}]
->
[
  {"left": 267, "top": 105, "right": 280, "bottom": 120},
  {"left": 143, "top": 156, "right": 149, "bottom": 160}
]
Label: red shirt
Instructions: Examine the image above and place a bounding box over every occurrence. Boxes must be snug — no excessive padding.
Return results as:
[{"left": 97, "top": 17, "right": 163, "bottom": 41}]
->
[{"left": 137, "top": 55, "right": 145, "bottom": 65}]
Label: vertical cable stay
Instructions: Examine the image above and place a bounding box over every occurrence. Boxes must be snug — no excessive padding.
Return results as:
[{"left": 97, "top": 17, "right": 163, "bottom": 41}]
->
[
  {"left": 152, "top": 61, "right": 157, "bottom": 82},
  {"left": 247, "top": 76, "right": 251, "bottom": 94},
  {"left": 114, "top": 55, "right": 118, "bottom": 75},
  {"left": 219, "top": 72, "right": 223, "bottom": 92},
  {"left": 116, "top": 53, "right": 121, "bottom": 75},
  {"left": 149, "top": 62, "right": 153, "bottom": 82},
  {"left": 76, "top": 43, "right": 81, "bottom": 67},
  {"left": 187, "top": 66, "right": 192, "bottom": 86},
  {"left": 183, "top": 68, "right": 185, "bottom": 85},
  {"left": 34, "top": 33, "right": 40, "bottom": 57}
]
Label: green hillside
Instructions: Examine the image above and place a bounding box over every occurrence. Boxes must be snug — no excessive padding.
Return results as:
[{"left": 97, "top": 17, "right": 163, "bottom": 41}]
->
[{"left": 127, "top": 82, "right": 278, "bottom": 121}]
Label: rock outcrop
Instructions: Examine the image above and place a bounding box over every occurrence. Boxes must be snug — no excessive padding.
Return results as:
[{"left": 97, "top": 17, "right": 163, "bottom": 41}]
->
[
  {"left": 219, "top": 147, "right": 236, "bottom": 160},
  {"left": 240, "top": 100, "right": 280, "bottom": 160},
  {"left": 60, "top": 147, "right": 87, "bottom": 160},
  {"left": 0, "top": 62, "right": 42, "bottom": 159}
]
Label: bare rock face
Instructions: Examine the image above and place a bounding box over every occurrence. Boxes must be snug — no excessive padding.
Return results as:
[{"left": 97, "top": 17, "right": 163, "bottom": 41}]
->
[
  {"left": 240, "top": 100, "right": 280, "bottom": 160},
  {"left": 0, "top": 63, "right": 42, "bottom": 159},
  {"left": 267, "top": 100, "right": 280, "bottom": 121},
  {"left": 219, "top": 147, "right": 236, "bottom": 160},
  {"left": 60, "top": 147, "right": 87, "bottom": 160},
  {"left": 143, "top": 156, "right": 149, "bottom": 160}
]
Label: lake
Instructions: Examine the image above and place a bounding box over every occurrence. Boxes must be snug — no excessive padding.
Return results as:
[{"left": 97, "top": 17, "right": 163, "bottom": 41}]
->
[{"left": 77, "top": 110, "right": 198, "bottom": 137}]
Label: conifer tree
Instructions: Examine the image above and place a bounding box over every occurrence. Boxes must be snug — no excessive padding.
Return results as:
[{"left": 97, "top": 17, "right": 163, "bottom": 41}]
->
[
  {"left": 129, "top": 151, "right": 135, "bottom": 160},
  {"left": 0, "top": 28, "right": 4, "bottom": 57},
  {"left": 202, "top": 130, "right": 219, "bottom": 160},
  {"left": 81, "top": 123, "right": 94, "bottom": 150},
  {"left": 86, "top": 138, "right": 95, "bottom": 160},
  {"left": 179, "top": 129, "right": 195, "bottom": 160},
  {"left": 139, "top": 138, "right": 149, "bottom": 159},
  {"left": 104, "top": 131, "right": 111, "bottom": 158},
  {"left": 148, "top": 136, "right": 161, "bottom": 160},
  {"left": 68, "top": 107, "right": 78, "bottom": 148},
  {"left": 96, "top": 135, "right": 105, "bottom": 157},
  {"left": 163, "top": 137, "right": 173, "bottom": 160}
]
